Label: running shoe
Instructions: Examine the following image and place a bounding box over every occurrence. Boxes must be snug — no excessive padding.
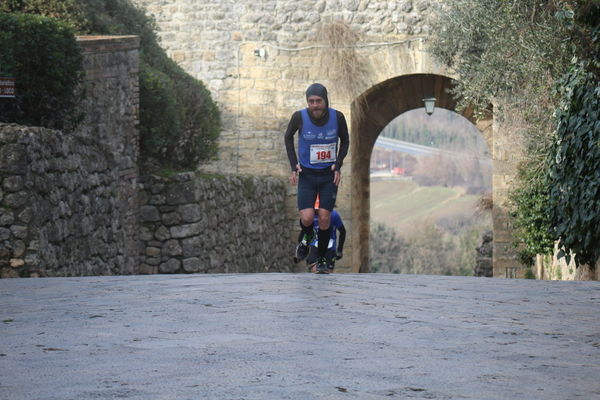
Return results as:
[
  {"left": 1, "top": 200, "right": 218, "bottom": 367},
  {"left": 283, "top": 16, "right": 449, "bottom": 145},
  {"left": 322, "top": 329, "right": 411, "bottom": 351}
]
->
[
  {"left": 294, "top": 230, "right": 315, "bottom": 262},
  {"left": 316, "top": 257, "right": 329, "bottom": 274}
]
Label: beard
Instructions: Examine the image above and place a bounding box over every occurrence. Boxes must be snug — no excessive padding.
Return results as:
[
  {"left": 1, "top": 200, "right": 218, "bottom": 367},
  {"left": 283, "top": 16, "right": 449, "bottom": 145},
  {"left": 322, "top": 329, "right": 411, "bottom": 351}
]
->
[{"left": 310, "top": 107, "right": 326, "bottom": 119}]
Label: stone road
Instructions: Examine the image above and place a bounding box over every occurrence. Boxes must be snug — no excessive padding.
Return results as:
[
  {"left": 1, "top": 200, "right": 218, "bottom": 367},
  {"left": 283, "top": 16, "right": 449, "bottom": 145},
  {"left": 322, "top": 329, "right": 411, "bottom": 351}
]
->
[{"left": 1, "top": 273, "right": 599, "bottom": 399}]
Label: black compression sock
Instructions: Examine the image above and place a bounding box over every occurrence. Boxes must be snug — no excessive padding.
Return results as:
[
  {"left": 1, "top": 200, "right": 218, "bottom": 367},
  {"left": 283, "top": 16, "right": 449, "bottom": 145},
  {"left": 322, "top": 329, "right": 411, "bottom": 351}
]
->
[
  {"left": 299, "top": 220, "right": 314, "bottom": 240},
  {"left": 317, "top": 227, "right": 331, "bottom": 258}
]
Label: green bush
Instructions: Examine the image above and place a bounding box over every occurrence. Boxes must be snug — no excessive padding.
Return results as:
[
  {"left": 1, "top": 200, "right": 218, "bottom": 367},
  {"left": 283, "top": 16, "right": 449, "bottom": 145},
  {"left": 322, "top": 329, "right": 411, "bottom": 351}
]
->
[
  {"left": 0, "top": 12, "right": 83, "bottom": 129},
  {"left": 509, "top": 162, "right": 554, "bottom": 266},
  {"left": 138, "top": 61, "right": 181, "bottom": 160},
  {"left": 548, "top": 58, "right": 600, "bottom": 268},
  {"left": 2, "top": 0, "right": 221, "bottom": 170}
]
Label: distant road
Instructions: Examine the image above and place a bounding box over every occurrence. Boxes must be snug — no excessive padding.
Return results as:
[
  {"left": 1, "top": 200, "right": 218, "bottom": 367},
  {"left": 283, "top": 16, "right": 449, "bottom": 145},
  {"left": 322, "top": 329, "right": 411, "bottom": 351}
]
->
[
  {"left": 374, "top": 136, "right": 441, "bottom": 155},
  {"left": 374, "top": 136, "right": 489, "bottom": 160}
]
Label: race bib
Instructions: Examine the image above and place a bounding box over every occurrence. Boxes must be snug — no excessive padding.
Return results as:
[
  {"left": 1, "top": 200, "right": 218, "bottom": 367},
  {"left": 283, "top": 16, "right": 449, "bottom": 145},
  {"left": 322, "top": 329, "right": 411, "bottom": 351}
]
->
[{"left": 310, "top": 143, "right": 337, "bottom": 164}]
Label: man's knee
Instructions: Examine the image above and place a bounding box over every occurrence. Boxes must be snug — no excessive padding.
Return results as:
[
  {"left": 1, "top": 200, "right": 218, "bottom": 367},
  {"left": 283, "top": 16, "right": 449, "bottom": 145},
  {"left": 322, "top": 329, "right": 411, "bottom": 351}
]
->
[
  {"left": 317, "top": 209, "right": 331, "bottom": 229},
  {"left": 299, "top": 208, "right": 315, "bottom": 227}
]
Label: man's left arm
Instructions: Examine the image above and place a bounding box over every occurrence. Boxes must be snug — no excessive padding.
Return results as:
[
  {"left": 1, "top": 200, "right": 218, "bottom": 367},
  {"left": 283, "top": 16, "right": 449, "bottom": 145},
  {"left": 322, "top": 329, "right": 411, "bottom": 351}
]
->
[
  {"left": 334, "top": 212, "right": 345, "bottom": 260},
  {"left": 332, "top": 112, "right": 349, "bottom": 185},
  {"left": 335, "top": 112, "right": 349, "bottom": 171},
  {"left": 336, "top": 224, "right": 346, "bottom": 260}
]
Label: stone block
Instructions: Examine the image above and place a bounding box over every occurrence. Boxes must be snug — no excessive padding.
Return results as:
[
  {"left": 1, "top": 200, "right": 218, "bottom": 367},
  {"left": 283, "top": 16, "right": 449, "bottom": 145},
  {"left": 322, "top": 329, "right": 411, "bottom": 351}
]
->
[
  {"left": 165, "top": 182, "right": 196, "bottom": 205},
  {"left": 254, "top": 79, "right": 277, "bottom": 91},
  {"left": 140, "top": 206, "right": 160, "bottom": 222},
  {"left": 0, "top": 246, "right": 9, "bottom": 259},
  {"left": 1, "top": 267, "right": 19, "bottom": 278},
  {"left": 182, "top": 257, "right": 202, "bottom": 273},
  {"left": 3, "top": 191, "right": 28, "bottom": 208},
  {"left": 149, "top": 194, "right": 166, "bottom": 205},
  {"left": 246, "top": 90, "right": 273, "bottom": 106},
  {"left": 162, "top": 239, "right": 182, "bottom": 257},
  {"left": 138, "top": 263, "right": 157, "bottom": 275},
  {"left": 140, "top": 226, "right": 154, "bottom": 241},
  {"left": 12, "top": 240, "right": 25, "bottom": 258},
  {"left": 146, "top": 247, "right": 161, "bottom": 257},
  {"left": 170, "top": 222, "right": 202, "bottom": 239},
  {"left": 162, "top": 212, "right": 181, "bottom": 226},
  {"left": 10, "top": 226, "right": 27, "bottom": 240},
  {"left": 3, "top": 176, "right": 24, "bottom": 192},
  {"left": 158, "top": 258, "right": 180, "bottom": 273},
  {"left": 181, "top": 236, "right": 203, "bottom": 257},
  {"left": 155, "top": 225, "right": 171, "bottom": 241},
  {"left": 0, "top": 144, "right": 27, "bottom": 174},
  {"left": 0, "top": 208, "right": 14, "bottom": 226},
  {"left": 178, "top": 204, "right": 203, "bottom": 223},
  {"left": 24, "top": 253, "right": 39, "bottom": 267},
  {"left": 145, "top": 255, "right": 160, "bottom": 266},
  {"left": 10, "top": 258, "right": 24, "bottom": 268},
  {"left": 171, "top": 51, "right": 185, "bottom": 62},
  {"left": 0, "top": 227, "right": 10, "bottom": 241}
]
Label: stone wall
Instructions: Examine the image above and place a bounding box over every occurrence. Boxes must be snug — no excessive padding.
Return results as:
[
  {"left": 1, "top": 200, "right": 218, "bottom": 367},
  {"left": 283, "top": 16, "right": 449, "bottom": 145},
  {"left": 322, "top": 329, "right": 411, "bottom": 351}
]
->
[
  {"left": 0, "top": 36, "right": 140, "bottom": 277},
  {"left": 138, "top": 172, "right": 292, "bottom": 273},
  {"left": 134, "top": 0, "right": 441, "bottom": 272},
  {"left": 474, "top": 231, "right": 493, "bottom": 277},
  {"left": 134, "top": 0, "right": 531, "bottom": 276}
]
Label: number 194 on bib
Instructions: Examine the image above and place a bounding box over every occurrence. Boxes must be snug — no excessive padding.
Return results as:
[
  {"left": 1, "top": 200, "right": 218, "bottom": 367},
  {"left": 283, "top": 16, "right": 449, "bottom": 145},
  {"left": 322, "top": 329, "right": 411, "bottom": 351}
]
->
[{"left": 310, "top": 143, "right": 337, "bottom": 164}]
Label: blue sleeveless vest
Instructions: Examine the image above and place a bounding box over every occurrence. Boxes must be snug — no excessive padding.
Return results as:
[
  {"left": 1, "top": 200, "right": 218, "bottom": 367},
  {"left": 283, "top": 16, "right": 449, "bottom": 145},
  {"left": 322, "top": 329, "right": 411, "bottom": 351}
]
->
[{"left": 298, "top": 108, "right": 338, "bottom": 169}]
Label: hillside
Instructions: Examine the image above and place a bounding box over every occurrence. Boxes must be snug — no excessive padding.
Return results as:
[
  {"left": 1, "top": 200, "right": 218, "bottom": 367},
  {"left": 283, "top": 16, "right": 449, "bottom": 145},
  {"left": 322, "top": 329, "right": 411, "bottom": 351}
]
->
[
  {"left": 369, "top": 178, "right": 491, "bottom": 276},
  {"left": 370, "top": 179, "right": 480, "bottom": 234}
]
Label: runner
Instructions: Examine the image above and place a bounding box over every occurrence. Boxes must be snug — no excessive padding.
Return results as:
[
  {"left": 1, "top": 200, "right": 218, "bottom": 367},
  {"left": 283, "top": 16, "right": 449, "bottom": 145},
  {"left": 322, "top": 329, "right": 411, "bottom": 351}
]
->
[
  {"left": 285, "top": 83, "right": 349, "bottom": 273},
  {"left": 305, "top": 196, "right": 346, "bottom": 273}
]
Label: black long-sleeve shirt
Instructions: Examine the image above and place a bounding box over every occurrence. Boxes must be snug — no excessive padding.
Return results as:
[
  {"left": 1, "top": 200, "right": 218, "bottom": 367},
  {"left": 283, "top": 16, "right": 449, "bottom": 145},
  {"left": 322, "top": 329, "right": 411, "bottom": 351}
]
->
[{"left": 284, "top": 108, "right": 349, "bottom": 172}]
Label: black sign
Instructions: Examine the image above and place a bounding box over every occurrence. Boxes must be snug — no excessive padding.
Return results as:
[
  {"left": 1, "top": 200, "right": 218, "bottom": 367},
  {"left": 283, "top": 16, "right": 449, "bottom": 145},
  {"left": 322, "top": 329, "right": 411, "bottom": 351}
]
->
[{"left": 0, "top": 77, "right": 16, "bottom": 98}]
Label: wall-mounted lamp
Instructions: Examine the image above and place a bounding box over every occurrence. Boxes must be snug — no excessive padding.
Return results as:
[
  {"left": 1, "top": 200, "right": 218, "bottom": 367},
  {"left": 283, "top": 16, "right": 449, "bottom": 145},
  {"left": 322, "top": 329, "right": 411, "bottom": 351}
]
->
[
  {"left": 422, "top": 97, "right": 436, "bottom": 116},
  {"left": 254, "top": 48, "right": 266, "bottom": 58}
]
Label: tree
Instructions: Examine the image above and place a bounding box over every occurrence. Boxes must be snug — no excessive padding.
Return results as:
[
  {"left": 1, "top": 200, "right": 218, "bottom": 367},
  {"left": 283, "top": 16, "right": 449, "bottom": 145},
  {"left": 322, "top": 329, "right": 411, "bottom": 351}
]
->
[{"left": 429, "top": 0, "right": 599, "bottom": 270}]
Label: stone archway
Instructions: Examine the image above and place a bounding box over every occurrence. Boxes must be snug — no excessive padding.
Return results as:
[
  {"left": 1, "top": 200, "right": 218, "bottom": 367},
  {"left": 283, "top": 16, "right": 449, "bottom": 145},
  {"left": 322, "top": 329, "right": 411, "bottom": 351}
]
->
[{"left": 350, "top": 73, "right": 491, "bottom": 273}]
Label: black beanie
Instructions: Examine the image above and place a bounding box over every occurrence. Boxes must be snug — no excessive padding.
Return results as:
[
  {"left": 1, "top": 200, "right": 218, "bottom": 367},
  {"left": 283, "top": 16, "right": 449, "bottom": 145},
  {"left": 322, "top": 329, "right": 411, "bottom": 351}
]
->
[{"left": 306, "top": 83, "right": 329, "bottom": 108}]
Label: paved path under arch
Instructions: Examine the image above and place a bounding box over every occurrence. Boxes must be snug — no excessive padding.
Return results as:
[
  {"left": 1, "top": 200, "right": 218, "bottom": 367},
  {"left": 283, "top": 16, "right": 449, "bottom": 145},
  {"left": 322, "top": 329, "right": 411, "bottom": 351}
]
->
[{"left": 1, "top": 273, "right": 599, "bottom": 399}]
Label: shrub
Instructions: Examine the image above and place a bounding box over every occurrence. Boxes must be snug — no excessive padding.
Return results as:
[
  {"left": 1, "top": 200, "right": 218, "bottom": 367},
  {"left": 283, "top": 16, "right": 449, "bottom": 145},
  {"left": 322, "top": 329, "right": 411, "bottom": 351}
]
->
[
  {"left": 2, "top": 0, "right": 221, "bottom": 170},
  {"left": 548, "top": 58, "right": 600, "bottom": 268},
  {"left": 0, "top": 12, "right": 83, "bottom": 129},
  {"left": 138, "top": 61, "right": 181, "bottom": 160}
]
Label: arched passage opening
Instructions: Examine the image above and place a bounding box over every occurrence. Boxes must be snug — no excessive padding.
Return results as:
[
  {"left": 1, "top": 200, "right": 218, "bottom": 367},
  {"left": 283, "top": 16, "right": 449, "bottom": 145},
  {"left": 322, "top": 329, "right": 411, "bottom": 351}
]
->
[{"left": 350, "top": 73, "right": 491, "bottom": 273}]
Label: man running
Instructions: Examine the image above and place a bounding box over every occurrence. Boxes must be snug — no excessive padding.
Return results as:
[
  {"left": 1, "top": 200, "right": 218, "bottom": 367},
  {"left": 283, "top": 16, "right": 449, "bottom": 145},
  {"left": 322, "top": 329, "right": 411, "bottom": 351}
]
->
[
  {"left": 285, "top": 83, "right": 349, "bottom": 274},
  {"left": 305, "top": 197, "right": 346, "bottom": 273}
]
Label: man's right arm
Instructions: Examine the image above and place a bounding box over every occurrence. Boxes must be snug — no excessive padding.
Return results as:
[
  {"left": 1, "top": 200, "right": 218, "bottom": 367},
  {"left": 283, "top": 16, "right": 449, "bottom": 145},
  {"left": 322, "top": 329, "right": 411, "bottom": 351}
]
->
[{"left": 284, "top": 111, "right": 302, "bottom": 171}]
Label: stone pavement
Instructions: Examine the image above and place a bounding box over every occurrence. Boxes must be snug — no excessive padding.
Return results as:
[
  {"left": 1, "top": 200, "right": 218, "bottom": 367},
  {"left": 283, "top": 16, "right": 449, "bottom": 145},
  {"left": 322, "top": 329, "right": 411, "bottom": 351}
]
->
[{"left": 1, "top": 273, "right": 599, "bottom": 400}]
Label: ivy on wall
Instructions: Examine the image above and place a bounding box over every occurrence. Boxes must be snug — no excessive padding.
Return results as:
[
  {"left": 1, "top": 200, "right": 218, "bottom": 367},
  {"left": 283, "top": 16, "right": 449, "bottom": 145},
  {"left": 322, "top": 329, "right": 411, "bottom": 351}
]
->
[{"left": 548, "top": 56, "right": 600, "bottom": 268}]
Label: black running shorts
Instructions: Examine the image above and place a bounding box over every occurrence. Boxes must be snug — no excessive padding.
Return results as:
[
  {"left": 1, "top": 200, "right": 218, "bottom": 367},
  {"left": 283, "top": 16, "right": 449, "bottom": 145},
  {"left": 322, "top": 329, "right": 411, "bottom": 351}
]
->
[{"left": 297, "top": 167, "right": 338, "bottom": 211}]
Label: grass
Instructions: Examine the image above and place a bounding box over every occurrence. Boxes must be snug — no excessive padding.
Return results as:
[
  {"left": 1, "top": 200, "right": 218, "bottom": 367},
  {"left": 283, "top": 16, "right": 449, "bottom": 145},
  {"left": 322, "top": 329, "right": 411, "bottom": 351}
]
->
[{"left": 370, "top": 179, "right": 480, "bottom": 233}]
